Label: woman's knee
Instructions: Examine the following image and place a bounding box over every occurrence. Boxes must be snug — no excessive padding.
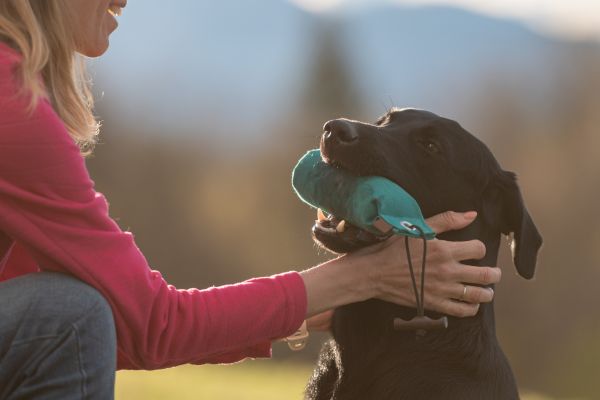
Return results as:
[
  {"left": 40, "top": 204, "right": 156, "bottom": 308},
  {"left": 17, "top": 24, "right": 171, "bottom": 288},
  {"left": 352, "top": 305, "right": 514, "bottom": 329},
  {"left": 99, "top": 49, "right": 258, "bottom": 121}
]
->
[
  {"left": 1, "top": 272, "right": 116, "bottom": 344},
  {"left": 43, "top": 273, "right": 115, "bottom": 336},
  {"left": 0, "top": 272, "right": 116, "bottom": 398},
  {"left": 44, "top": 273, "right": 113, "bottom": 318},
  {"left": 31, "top": 272, "right": 117, "bottom": 369}
]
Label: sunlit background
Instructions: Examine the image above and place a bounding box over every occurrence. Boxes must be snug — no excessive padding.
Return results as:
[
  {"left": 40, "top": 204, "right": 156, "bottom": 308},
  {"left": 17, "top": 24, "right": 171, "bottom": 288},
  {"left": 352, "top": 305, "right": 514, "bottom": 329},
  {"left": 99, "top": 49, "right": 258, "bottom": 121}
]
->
[{"left": 88, "top": 0, "right": 600, "bottom": 398}]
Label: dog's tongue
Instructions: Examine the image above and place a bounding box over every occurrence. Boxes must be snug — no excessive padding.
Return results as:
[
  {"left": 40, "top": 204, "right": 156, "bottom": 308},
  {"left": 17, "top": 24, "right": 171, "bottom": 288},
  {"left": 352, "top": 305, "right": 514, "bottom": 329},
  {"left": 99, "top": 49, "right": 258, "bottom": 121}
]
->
[{"left": 292, "top": 149, "right": 435, "bottom": 239}]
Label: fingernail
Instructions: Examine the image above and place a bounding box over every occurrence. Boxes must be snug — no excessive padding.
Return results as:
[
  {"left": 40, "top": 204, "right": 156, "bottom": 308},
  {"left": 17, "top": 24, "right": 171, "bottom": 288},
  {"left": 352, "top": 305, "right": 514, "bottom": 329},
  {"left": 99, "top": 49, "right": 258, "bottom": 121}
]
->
[{"left": 463, "top": 211, "right": 477, "bottom": 219}]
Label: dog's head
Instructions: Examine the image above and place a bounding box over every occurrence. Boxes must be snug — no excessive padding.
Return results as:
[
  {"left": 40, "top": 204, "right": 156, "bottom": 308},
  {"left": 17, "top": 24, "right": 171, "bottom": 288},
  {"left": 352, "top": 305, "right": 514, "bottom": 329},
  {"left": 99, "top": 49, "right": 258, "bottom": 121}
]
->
[{"left": 313, "top": 108, "right": 542, "bottom": 279}]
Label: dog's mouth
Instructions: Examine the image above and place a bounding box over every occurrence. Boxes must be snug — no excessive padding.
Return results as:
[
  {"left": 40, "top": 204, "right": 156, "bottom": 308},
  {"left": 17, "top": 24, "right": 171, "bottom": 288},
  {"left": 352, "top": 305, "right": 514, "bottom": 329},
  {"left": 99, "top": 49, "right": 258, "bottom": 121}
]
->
[
  {"left": 312, "top": 208, "right": 390, "bottom": 254},
  {"left": 314, "top": 208, "right": 344, "bottom": 234}
]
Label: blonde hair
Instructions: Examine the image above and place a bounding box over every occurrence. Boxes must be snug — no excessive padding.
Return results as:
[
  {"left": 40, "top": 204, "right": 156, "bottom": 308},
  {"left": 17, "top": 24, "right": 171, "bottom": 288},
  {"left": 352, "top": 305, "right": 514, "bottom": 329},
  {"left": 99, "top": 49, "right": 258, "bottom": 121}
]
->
[{"left": 0, "top": 0, "right": 99, "bottom": 154}]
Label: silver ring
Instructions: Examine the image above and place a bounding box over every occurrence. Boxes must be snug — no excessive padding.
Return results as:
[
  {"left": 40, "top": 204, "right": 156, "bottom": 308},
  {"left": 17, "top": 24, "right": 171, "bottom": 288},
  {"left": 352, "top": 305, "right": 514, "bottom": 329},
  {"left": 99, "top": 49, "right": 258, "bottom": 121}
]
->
[{"left": 460, "top": 285, "right": 468, "bottom": 301}]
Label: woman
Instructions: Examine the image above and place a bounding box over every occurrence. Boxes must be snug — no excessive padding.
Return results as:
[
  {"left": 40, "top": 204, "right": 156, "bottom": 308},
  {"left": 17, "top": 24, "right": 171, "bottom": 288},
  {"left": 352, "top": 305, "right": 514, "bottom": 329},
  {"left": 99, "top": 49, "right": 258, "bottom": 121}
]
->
[{"left": 0, "top": 1, "right": 500, "bottom": 398}]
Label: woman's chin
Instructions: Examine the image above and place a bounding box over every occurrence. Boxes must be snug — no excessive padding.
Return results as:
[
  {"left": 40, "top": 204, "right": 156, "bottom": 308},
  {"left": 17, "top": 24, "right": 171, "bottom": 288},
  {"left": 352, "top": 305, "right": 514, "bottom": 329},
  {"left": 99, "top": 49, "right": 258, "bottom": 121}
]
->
[
  {"left": 78, "top": 38, "right": 110, "bottom": 58},
  {"left": 76, "top": 20, "right": 115, "bottom": 58}
]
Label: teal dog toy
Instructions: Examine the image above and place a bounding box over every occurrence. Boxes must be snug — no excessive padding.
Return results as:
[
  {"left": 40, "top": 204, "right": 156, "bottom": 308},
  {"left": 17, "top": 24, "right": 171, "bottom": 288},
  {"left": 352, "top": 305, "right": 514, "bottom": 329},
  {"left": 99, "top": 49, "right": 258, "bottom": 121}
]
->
[
  {"left": 292, "top": 149, "right": 447, "bottom": 337},
  {"left": 292, "top": 149, "right": 435, "bottom": 240}
]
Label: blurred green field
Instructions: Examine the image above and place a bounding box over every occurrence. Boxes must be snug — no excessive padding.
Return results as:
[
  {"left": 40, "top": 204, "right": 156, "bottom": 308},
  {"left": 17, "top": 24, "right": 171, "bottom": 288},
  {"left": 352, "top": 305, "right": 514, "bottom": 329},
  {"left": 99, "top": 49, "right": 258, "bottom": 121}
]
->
[
  {"left": 116, "top": 361, "right": 313, "bottom": 400},
  {"left": 116, "top": 361, "right": 561, "bottom": 399}
]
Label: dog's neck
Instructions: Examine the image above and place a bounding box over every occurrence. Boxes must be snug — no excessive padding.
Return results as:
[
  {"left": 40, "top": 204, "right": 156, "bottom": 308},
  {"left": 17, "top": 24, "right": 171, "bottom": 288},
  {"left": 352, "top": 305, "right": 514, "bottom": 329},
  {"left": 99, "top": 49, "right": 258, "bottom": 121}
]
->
[{"left": 326, "top": 217, "right": 515, "bottom": 399}]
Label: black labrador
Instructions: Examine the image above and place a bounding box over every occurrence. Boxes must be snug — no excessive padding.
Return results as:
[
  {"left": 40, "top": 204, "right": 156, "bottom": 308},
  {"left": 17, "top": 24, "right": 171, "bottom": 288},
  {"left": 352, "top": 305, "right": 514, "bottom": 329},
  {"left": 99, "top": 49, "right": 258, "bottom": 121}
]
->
[{"left": 304, "top": 108, "right": 542, "bottom": 400}]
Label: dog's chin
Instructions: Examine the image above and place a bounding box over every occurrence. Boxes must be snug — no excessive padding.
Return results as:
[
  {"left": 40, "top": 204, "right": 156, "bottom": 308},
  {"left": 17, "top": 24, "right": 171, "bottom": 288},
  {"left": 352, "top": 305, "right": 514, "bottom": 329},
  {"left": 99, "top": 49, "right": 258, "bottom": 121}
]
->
[{"left": 312, "top": 216, "right": 391, "bottom": 254}]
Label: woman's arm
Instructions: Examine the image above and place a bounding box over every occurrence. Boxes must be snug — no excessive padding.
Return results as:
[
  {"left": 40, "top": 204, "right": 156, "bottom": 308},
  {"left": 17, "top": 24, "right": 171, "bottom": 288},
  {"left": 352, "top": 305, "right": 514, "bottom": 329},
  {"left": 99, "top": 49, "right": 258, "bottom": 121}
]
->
[{"left": 0, "top": 65, "right": 306, "bottom": 369}]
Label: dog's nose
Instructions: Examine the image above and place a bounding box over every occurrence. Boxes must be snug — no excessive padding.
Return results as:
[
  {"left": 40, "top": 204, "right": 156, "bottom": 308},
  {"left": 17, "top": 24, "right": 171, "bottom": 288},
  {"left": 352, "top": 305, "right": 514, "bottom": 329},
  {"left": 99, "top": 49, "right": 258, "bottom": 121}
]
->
[{"left": 323, "top": 119, "right": 359, "bottom": 145}]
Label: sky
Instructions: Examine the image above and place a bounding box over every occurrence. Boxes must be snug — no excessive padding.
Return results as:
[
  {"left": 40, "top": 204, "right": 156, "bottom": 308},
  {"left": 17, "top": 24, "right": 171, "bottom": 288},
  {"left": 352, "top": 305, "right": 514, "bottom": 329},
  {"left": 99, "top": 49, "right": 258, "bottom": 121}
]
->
[{"left": 288, "top": 0, "right": 600, "bottom": 41}]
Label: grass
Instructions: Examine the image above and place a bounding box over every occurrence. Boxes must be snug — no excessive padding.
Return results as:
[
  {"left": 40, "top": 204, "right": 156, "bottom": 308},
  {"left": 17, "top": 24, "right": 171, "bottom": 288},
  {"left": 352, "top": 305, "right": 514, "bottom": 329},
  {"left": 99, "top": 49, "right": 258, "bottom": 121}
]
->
[
  {"left": 116, "top": 361, "right": 314, "bottom": 400},
  {"left": 116, "top": 361, "right": 561, "bottom": 400}
]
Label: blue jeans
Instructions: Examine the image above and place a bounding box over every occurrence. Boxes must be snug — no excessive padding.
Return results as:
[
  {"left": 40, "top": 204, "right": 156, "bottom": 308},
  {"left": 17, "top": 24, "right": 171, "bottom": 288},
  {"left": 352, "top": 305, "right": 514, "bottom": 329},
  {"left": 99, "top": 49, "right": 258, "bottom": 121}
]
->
[{"left": 0, "top": 272, "right": 117, "bottom": 399}]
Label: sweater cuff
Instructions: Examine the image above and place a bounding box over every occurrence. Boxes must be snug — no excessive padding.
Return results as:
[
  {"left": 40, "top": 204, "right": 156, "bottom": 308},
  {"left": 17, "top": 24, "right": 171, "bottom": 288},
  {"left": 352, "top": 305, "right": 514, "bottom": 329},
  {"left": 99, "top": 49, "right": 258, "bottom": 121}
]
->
[
  {"left": 200, "top": 341, "right": 273, "bottom": 364},
  {"left": 270, "top": 271, "right": 307, "bottom": 338}
]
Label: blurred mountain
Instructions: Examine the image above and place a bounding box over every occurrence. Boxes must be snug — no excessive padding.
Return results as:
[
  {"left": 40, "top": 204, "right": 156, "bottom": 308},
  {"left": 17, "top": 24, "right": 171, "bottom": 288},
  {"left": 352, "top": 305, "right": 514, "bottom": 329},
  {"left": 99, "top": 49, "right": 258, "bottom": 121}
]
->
[
  {"left": 93, "top": 0, "right": 316, "bottom": 139},
  {"left": 335, "top": 5, "right": 566, "bottom": 124},
  {"left": 93, "top": 1, "right": 598, "bottom": 145}
]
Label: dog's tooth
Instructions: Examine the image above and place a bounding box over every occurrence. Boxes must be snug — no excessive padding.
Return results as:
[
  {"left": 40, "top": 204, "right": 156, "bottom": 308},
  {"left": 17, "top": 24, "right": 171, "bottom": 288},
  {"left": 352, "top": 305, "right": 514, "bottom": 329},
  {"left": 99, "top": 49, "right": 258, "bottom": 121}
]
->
[
  {"left": 336, "top": 220, "right": 346, "bottom": 233},
  {"left": 317, "top": 208, "right": 327, "bottom": 222}
]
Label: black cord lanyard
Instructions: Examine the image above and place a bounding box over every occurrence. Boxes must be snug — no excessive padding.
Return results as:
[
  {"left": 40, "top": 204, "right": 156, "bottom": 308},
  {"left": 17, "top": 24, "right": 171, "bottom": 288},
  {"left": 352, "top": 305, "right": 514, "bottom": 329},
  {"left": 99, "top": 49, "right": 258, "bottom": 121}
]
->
[
  {"left": 393, "top": 224, "right": 448, "bottom": 338},
  {"left": 404, "top": 230, "right": 426, "bottom": 318}
]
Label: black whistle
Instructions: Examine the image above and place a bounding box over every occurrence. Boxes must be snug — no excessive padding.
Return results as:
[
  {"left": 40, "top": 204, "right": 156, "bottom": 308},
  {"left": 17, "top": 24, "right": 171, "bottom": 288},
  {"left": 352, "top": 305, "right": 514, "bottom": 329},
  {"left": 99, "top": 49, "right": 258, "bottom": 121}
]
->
[{"left": 393, "top": 316, "right": 449, "bottom": 337}]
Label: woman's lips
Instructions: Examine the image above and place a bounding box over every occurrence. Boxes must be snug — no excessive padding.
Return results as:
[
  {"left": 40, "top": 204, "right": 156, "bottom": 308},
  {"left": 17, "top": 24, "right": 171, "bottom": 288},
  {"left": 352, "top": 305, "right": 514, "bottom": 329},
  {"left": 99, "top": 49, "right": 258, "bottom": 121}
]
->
[
  {"left": 107, "top": 5, "right": 123, "bottom": 17},
  {"left": 107, "top": 1, "right": 126, "bottom": 17}
]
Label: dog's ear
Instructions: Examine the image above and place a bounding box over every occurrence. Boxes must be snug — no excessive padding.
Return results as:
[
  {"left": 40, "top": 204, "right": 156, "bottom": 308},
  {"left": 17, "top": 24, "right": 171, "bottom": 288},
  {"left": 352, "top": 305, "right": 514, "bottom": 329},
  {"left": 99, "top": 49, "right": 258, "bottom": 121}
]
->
[{"left": 482, "top": 171, "right": 542, "bottom": 279}]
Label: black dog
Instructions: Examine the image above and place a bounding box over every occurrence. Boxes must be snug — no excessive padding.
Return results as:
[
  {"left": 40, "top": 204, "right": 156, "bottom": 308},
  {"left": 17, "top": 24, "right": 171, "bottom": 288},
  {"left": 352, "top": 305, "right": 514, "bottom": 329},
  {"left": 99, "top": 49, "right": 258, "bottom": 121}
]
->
[{"left": 305, "top": 108, "right": 542, "bottom": 400}]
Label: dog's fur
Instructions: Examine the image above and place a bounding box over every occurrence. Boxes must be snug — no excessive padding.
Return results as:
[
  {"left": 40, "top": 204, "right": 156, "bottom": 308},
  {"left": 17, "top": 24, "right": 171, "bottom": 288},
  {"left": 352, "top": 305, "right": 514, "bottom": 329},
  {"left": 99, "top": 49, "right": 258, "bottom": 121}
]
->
[{"left": 305, "top": 108, "right": 542, "bottom": 400}]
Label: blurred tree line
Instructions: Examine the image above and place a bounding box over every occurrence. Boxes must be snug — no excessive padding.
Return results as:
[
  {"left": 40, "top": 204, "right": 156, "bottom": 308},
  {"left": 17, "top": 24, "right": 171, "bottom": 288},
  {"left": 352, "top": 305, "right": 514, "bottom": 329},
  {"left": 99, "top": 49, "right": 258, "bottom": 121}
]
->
[{"left": 88, "top": 27, "right": 600, "bottom": 399}]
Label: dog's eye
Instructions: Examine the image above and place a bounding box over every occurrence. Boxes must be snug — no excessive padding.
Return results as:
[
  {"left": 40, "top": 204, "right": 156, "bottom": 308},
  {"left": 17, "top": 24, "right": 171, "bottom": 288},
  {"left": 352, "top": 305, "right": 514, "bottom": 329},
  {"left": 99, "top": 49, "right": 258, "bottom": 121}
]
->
[
  {"left": 418, "top": 139, "right": 441, "bottom": 154},
  {"left": 425, "top": 142, "right": 440, "bottom": 153}
]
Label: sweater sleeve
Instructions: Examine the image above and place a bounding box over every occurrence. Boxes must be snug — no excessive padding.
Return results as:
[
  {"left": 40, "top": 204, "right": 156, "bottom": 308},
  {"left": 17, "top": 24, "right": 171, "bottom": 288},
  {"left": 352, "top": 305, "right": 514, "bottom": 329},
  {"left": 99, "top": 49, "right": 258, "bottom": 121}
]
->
[{"left": 0, "top": 53, "right": 307, "bottom": 370}]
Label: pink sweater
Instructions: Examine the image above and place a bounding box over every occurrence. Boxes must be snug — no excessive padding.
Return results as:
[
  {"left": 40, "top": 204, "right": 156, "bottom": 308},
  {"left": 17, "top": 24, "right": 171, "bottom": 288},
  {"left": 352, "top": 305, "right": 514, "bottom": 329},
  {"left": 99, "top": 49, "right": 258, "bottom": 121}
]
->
[{"left": 0, "top": 42, "right": 307, "bottom": 370}]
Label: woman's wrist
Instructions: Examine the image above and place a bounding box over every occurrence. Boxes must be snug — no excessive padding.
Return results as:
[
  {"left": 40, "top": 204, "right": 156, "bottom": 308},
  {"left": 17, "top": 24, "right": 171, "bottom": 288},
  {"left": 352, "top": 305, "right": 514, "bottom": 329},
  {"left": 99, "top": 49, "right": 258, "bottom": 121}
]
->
[{"left": 299, "top": 254, "right": 374, "bottom": 319}]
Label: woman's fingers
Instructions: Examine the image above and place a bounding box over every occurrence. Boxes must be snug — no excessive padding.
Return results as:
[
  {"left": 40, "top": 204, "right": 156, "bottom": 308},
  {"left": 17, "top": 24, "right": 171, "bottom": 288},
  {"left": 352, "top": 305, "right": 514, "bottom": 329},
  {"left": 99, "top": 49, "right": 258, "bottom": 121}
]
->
[
  {"left": 445, "top": 239, "right": 486, "bottom": 261},
  {"left": 453, "top": 265, "right": 502, "bottom": 286},
  {"left": 363, "top": 209, "right": 503, "bottom": 319},
  {"left": 432, "top": 298, "right": 481, "bottom": 318},
  {"left": 425, "top": 211, "right": 478, "bottom": 234},
  {"left": 442, "top": 283, "right": 495, "bottom": 304}
]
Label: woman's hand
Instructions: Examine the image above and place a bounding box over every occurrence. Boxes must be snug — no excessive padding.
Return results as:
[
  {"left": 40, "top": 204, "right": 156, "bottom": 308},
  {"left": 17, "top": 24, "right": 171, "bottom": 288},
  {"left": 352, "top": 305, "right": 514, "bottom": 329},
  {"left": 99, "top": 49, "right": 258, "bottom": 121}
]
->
[
  {"left": 300, "top": 211, "right": 501, "bottom": 320},
  {"left": 357, "top": 211, "right": 500, "bottom": 317}
]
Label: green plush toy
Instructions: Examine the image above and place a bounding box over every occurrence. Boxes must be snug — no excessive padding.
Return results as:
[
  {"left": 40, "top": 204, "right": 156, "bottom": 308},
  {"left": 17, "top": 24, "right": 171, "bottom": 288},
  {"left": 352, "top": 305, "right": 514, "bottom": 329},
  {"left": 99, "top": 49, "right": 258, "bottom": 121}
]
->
[{"left": 292, "top": 149, "right": 435, "bottom": 240}]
